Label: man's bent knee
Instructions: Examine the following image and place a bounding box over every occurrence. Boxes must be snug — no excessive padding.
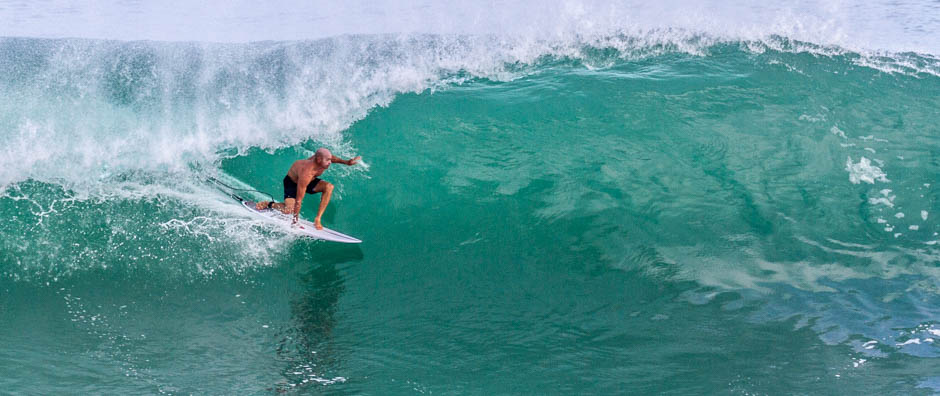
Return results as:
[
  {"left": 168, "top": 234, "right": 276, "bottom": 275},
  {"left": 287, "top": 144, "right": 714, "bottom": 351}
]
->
[
  {"left": 281, "top": 199, "right": 296, "bottom": 214},
  {"left": 314, "top": 181, "right": 333, "bottom": 193}
]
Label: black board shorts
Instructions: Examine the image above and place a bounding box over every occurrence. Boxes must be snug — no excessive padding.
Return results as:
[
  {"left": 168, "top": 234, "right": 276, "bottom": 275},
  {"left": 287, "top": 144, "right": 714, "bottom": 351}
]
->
[{"left": 283, "top": 175, "right": 322, "bottom": 200}]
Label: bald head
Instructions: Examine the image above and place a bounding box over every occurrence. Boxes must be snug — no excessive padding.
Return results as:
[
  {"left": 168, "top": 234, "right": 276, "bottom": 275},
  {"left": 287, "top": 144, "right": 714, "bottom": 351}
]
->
[
  {"left": 315, "top": 147, "right": 332, "bottom": 159},
  {"left": 312, "top": 147, "right": 333, "bottom": 168}
]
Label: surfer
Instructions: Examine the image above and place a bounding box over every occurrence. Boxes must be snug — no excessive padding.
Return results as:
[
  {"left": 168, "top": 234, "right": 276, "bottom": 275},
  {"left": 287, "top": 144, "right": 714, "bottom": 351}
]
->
[{"left": 255, "top": 148, "right": 361, "bottom": 230}]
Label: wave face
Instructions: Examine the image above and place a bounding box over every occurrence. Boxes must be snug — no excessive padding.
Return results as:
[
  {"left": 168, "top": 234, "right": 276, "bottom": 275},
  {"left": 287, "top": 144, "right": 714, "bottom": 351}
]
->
[{"left": 2, "top": 29, "right": 940, "bottom": 395}]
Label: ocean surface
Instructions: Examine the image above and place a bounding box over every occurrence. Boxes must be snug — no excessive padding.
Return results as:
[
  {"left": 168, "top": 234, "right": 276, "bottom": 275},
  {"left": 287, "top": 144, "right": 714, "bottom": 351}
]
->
[{"left": 2, "top": 1, "right": 940, "bottom": 394}]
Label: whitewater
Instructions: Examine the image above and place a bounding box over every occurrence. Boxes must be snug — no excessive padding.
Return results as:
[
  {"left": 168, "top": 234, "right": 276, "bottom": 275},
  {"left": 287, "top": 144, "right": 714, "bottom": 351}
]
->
[{"left": 1, "top": 1, "right": 939, "bottom": 394}]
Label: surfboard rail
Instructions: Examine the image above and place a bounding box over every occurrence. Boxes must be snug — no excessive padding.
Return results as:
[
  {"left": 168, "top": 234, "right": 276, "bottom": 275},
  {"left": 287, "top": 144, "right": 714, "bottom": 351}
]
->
[{"left": 240, "top": 200, "right": 362, "bottom": 243}]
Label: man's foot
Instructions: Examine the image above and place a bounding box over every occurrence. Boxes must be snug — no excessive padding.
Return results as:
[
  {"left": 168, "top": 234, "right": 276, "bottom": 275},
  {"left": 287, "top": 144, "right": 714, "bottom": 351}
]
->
[
  {"left": 314, "top": 217, "right": 324, "bottom": 230},
  {"left": 255, "top": 201, "right": 273, "bottom": 210}
]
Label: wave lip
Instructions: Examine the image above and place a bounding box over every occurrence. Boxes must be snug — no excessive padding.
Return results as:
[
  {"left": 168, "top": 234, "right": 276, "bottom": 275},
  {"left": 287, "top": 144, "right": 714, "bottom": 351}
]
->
[{"left": 2, "top": 0, "right": 939, "bottom": 55}]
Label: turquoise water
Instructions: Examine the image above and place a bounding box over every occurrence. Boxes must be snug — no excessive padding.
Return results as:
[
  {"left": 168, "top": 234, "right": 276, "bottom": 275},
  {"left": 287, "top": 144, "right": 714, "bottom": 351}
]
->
[{"left": 2, "top": 17, "right": 940, "bottom": 395}]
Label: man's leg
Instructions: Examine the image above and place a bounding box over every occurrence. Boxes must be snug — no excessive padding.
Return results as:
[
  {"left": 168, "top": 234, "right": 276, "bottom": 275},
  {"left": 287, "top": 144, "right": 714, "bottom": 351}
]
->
[
  {"left": 256, "top": 198, "right": 294, "bottom": 214},
  {"left": 274, "top": 198, "right": 295, "bottom": 215},
  {"left": 311, "top": 180, "right": 334, "bottom": 229}
]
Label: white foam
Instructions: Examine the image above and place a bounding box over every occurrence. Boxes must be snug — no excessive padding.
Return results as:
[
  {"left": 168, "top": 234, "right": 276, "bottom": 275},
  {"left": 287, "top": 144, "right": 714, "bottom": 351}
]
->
[
  {"left": 799, "top": 114, "right": 824, "bottom": 122},
  {"left": 868, "top": 197, "right": 894, "bottom": 208},
  {"left": 859, "top": 135, "right": 889, "bottom": 142},
  {"left": 922, "top": 211, "right": 928, "bottom": 221},
  {"left": 845, "top": 157, "right": 888, "bottom": 185},
  {"left": 830, "top": 125, "right": 846, "bottom": 138},
  {"left": 7, "top": 0, "right": 940, "bottom": 57},
  {"left": 0, "top": 36, "right": 536, "bottom": 191},
  {"left": 895, "top": 212, "right": 905, "bottom": 219},
  {"left": 2, "top": 176, "right": 295, "bottom": 280}
]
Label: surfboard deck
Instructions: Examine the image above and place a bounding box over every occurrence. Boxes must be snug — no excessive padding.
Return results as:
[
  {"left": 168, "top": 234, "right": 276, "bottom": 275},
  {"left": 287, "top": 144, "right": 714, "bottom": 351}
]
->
[{"left": 241, "top": 200, "right": 362, "bottom": 243}]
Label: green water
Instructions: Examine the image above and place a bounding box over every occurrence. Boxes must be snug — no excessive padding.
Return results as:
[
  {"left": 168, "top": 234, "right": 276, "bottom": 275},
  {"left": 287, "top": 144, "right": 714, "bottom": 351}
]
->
[{"left": 2, "top": 38, "right": 940, "bottom": 394}]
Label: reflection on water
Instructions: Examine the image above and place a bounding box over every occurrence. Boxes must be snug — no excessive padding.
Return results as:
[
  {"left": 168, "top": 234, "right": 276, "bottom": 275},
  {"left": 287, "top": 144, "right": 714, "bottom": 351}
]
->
[{"left": 275, "top": 243, "right": 363, "bottom": 390}]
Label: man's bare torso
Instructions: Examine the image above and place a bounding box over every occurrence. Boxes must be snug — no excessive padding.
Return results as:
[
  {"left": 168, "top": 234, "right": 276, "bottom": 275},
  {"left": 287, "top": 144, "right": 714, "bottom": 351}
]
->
[{"left": 286, "top": 159, "right": 325, "bottom": 184}]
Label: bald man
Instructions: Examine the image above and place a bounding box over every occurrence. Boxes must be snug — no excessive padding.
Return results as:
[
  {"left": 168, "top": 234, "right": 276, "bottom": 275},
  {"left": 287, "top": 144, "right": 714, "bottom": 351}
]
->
[{"left": 256, "top": 148, "right": 361, "bottom": 230}]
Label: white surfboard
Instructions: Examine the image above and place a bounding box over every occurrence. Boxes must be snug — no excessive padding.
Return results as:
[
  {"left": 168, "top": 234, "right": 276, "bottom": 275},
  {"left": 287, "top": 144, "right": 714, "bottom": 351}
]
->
[{"left": 241, "top": 200, "right": 362, "bottom": 243}]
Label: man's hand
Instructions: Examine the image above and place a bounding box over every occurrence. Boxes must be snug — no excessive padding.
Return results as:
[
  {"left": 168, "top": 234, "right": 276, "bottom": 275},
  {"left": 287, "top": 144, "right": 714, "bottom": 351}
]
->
[
  {"left": 330, "top": 154, "right": 361, "bottom": 166},
  {"left": 291, "top": 216, "right": 306, "bottom": 229}
]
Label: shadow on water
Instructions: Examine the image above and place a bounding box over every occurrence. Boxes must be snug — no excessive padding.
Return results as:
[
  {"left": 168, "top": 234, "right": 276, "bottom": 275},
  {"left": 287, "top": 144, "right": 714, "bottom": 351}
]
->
[{"left": 274, "top": 242, "right": 363, "bottom": 392}]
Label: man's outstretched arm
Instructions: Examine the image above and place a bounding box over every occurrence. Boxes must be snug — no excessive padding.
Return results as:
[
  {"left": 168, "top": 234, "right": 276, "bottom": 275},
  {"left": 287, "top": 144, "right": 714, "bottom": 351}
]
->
[{"left": 331, "top": 155, "right": 361, "bottom": 165}]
